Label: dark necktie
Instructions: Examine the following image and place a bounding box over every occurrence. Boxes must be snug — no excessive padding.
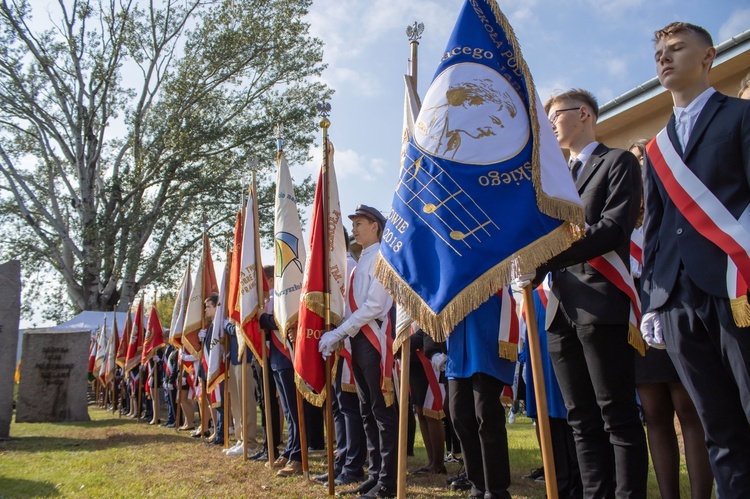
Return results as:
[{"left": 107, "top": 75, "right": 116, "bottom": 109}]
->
[{"left": 570, "top": 159, "right": 583, "bottom": 182}]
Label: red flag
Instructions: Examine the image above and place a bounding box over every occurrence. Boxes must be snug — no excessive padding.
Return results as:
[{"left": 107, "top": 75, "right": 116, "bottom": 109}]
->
[
  {"left": 124, "top": 298, "right": 145, "bottom": 373},
  {"left": 142, "top": 304, "right": 165, "bottom": 363},
  {"left": 116, "top": 311, "right": 132, "bottom": 368},
  {"left": 294, "top": 140, "right": 347, "bottom": 406},
  {"left": 227, "top": 208, "right": 243, "bottom": 335}
]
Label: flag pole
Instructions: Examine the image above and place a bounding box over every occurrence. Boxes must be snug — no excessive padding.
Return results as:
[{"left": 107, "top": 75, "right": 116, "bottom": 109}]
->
[
  {"left": 200, "top": 220, "right": 209, "bottom": 441},
  {"left": 273, "top": 123, "right": 311, "bottom": 480},
  {"left": 250, "top": 158, "right": 276, "bottom": 468},
  {"left": 317, "top": 101, "right": 336, "bottom": 497},
  {"left": 521, "top": 285, "right": 559, "bottom": 499},
  {"left": 174, "top": 257, "right": 189, "bottom": 431},
  {"left": 221, "top": 246, "right": 231, "bottom": 448},
  {"left": 397, "top": 23, "right": 424, "bottom": 499},
  {"left": 152, "top": 289, "right": 160, "bottom": 425}
]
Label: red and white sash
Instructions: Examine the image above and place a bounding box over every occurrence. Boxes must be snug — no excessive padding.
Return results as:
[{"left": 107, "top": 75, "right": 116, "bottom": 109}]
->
[
  {"left": 339, "top": 339, "right": 356, "bottom": 393},
  {"left": 348, "top": 271, "right": 395, "bottom": 407},
  {"left": 414, "top": 344, "right": 445, "bottom": 420},
  {"left": 588, "top": 251, "right": 647, "bottom": 356},
  {"left": 647, "top": 129, "right": 750, "bottom": 327},
  {"left": 630, "top": 229, "right": 643, "bottom": 265},
  {"left": 497, "top": 286, "right": 519, "bottom": 362}
]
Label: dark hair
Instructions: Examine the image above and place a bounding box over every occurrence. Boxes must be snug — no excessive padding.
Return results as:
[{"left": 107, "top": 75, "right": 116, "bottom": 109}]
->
[
  {"left": 653, "top": 22, "right": 713, "bottom": 48},
  {"left": 263, "top": 265, "right": 274, "bottom": 279},
  {"left": 205, "top": 292, "right": 219, "bottom": 307},
  {"left": 627, "top": 138, "right": 649, "bottom": 157},
  {"left": 544, "top": 88, "right": 599, "bottom": 120},
  {"left": 739, "top": 72, "right": 750, "bottom": 98}
]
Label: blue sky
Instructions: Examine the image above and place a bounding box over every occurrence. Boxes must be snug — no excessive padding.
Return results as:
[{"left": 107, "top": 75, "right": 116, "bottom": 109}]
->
[{"left": 294, "top": 0, "right": 748, "bottom": 226}]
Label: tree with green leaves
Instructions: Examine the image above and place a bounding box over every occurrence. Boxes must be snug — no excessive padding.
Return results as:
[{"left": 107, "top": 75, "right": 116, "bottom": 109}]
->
[{"left": 0, "top": 0, "right": 329, "bottom": 321}]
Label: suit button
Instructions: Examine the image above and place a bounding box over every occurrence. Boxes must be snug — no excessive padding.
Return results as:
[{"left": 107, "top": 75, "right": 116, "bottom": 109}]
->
[{"left": 676, "top": 228, "right": 683, "bottom": 235}]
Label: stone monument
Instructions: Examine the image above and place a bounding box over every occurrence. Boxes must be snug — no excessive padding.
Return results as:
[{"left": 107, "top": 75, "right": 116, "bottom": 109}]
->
[
  {"left": 0, "top": 260, "right": 21, "bottom": 438},
  {"left": 16, "top": 329, "right": 91, "bottom": 422}
]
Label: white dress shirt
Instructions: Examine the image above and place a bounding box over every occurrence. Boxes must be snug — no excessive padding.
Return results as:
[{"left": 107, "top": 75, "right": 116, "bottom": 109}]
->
[
  {"left": 570, "top": 141, "right": 600, "bottom": 168},
  {"left": 674, "top": 87, "right": 716, "bottom": 150},
  {"left": 337, "top": 242, "right": 393, "bottom": 338}
]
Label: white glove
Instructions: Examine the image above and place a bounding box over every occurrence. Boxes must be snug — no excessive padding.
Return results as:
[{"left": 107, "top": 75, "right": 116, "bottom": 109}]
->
[
  {"left": 318, "top": 329, "right": 348, "bottom": 358},
  {"left": 198, "top": 328, "right": 207, "bottom": 340},
  {"left": 430, "top": 353, "right": 447, "bottom": 373},
  {"left": 512, "top": 272, "right": 537, "bottom": 289},
  {"left": 640, "top": 311, "right": 666, "bottom": 349}
]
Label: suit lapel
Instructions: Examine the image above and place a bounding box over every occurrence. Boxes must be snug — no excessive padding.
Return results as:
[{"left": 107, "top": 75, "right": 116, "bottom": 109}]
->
[
  {"left": 575, "top": 143, "right": 607, "bottom": 191},
  {"left": 666, "top": 115, "right": 683, "bottom": 158},
  {"left": 683, "top": 92, "right": 724, "bottom": 160}
]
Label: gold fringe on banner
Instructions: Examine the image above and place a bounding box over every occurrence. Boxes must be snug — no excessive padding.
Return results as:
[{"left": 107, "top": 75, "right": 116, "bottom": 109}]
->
[
  {"left": 304, "top": 292, "right": 343, "bottom": 327},
  {"left": 731, "top": 295, "right": 750, "bottom": 327},
  {"left": 279, "top": 312, "right": 299, "bottom": 343},
  {"left": 293, "top": 351, "right": 340, "bottom": 408},
  {"left": 422, "top": 407, "right": 446, "bottom": 420},
  {"left": 383, "top": 376, "right": 395, "bottom": 408},
  {"left": 341, "top": 382, "right": 357, "bottom": 393},
  {"left": 498, "top": 340, "right": 518, "bottom": 362},
  {"left": 628, "top": 325, "right": 647, "bottom": 357},
  {"left": 375, "top": 223, "right": 581, "bottom": 342},
  {"left": 392, "top": 322, "right": 412, "bottom": 356}
]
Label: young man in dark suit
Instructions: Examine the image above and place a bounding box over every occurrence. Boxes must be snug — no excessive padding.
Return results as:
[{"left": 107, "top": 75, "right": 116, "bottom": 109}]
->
[
  {"left": 533, "top": 88, "right": 647, "bottom": 497},
  {"left": 641, "top": 22, "right": 750, "bottom": 498}
]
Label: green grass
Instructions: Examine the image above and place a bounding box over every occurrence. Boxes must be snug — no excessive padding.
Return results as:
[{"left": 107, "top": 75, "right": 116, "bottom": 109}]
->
[{"left": 0, "top": 406, "right": 705, "bottom": 497}]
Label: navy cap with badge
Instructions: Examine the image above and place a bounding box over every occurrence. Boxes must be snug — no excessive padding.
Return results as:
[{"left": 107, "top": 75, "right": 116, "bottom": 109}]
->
[{"left": 348, "top": 204, "right": 386, "bottom": 230}]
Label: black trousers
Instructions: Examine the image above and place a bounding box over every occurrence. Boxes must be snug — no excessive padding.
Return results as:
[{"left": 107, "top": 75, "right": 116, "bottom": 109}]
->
[
  {"left": 334, "top": 356, "right": 367, "bottom": 476},
  {"left": 253, "top": 357, "right": 281, "bottom": 452},
  {"left": 549, "top": 416, "right": 583, "bottom": 499},
  {"left": 547, "top": 317, "right": 648, "bottom": 499},
  {"left": 661, "top": 270, "right": 750, "bottom": 499},
  {"left": 449, "top": 373, "right": 511, "bottom": 499},
  {"left": 350, "top": 332, "right": 398, "bottom": 489}
]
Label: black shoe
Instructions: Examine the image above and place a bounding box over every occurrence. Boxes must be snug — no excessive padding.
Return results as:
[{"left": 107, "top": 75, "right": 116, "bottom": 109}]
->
[
  {"left": 450, "top": 477, "right": 472, "bottom": 492},
  {"left": 447, "top": 471, "right": 466, "bottom": 485},
  {"left": 522, "top": 467, "right": 544, "bottom": 481},
  {"left": 359, "top": 482, "right": 396, "bottom": 498},
  {"left": 312, "top": 472, "right": 332, "bottom": 483},
  {"left": 338, "top": 477, "right": 377, "bottom": 496},
  {"left": 249, "top": 450, "right": 268, "bottom": 461},
  {"left": 210, "top": 439, "right": 224, "bottom": 446},
  {"left": 335, "top": 473, "right": 365, "bottom": 486}
]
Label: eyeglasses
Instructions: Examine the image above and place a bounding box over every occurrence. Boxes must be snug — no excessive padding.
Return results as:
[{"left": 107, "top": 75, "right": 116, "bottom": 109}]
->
[{"left": 549, "top": 107, "right": 580, "bottom": 124}]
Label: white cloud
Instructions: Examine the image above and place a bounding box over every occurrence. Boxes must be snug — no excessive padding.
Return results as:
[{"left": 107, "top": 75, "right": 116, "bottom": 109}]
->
[
  {"left": 718, "top": 8, "right": 750, "bottom": 43},
  {"left": 301, "top": 145, "right": 386, "bottom": 183},
  {"left": 606, "top": 57, "right": 628, "bottom": 78}
]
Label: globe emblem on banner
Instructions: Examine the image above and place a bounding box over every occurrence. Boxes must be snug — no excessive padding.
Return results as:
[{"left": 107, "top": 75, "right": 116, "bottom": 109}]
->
[{"left": 414, "top": 62, "right": 529, "bottom": 165}]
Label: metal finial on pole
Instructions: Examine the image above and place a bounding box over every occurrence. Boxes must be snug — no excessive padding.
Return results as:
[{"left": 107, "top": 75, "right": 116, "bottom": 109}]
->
[
  {"left": 246, "top": 156, "right": 259, "bottom": 172},
  {"left": 275, "top": 123, "right": 284, "bottom": 153},
  {"left": 406, "top": 21, "right": 424, "bottom": 89},
  {"left": 406, "top": 21, "right": 424, "bottom": 42},
  {"left": 317, "top": 101, "right": 331, "bottom": 139}
]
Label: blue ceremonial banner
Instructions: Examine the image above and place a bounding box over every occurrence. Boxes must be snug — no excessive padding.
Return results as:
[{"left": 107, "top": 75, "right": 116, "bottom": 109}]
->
[{"left": 375, "top": 0, "right": 584, "bottom": 340}]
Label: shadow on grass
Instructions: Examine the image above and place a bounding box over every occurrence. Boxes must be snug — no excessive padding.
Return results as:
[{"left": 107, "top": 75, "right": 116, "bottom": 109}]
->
[
  {"left": 0, "top": 432, "right": 186, "bottom": 454},
  {"left": 0, "top": 477, "right": 60, "bottom": 497}
]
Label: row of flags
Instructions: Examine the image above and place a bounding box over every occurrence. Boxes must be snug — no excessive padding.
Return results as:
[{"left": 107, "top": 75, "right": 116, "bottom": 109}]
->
[{"left": 87, "top": 297, "right": 165, "bottom": 385}]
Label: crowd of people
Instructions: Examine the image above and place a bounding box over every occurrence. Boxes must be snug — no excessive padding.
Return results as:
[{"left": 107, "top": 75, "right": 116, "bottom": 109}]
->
[{"left": 99, "top": 20, "right": 749, "bottom": 499}]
